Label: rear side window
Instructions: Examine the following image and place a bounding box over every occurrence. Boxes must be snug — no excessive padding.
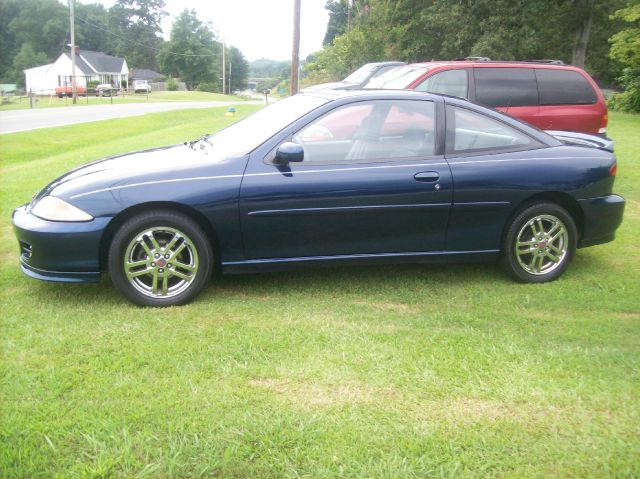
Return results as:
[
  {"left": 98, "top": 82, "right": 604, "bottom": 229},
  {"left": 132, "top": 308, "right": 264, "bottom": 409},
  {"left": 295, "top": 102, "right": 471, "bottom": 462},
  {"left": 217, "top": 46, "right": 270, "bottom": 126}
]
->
[
  {"left": 536, "top": 69, "right": 597, "bottom": 105},
  {"left": 474, "top": 68, "right": 538, "bottom": 107},
  {"left": 414, "top": 69, "right": 469, "bottom": 98},
  {"left": 446, "top": 105, "right": 536, "bottom": 154}
]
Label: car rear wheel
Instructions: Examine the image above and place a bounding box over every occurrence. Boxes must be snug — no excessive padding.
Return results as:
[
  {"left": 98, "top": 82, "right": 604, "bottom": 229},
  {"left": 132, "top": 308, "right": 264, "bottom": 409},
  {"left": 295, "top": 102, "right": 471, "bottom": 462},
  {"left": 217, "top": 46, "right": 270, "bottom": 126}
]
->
[
  {"left": 108, "top": 211, "right": 213, "bottom": 306},
  {"left": 502, "top": 202, "right": 577, "bottom": 283}
]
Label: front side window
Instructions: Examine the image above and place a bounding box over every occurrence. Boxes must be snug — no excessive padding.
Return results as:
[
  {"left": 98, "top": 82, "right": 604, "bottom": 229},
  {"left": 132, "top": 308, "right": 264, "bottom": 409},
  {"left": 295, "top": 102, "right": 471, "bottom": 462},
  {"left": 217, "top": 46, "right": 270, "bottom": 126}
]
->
[
  {"left": 474, "top": 67, "right": 538, "bottom": 107},
  {"left": 414, "top": 69, "right": 469, "bottom": 98},
  {"left": 292, "top": 100, "right": 437, "bottom": 163},
  {"left": 446, "top": 105, "right": 536, "bottom": 154}
]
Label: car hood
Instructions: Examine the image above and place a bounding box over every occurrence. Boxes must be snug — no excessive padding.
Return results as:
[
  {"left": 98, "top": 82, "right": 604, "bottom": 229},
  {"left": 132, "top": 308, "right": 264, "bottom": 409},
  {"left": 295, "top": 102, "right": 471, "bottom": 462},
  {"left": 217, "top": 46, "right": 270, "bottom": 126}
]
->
[{"left": 36, "top": 142, "right": 243, "bottom": 203}]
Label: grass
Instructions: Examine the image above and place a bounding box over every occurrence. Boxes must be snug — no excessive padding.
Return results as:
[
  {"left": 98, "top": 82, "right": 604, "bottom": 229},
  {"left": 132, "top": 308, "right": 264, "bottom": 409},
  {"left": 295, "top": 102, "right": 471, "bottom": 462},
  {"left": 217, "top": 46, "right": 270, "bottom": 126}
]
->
[
  {"left": 0, "top": 91, "right": 248, "bottom": 111},
  {"left": 1, "top": 109, "right": 639, "bottom": 478}
]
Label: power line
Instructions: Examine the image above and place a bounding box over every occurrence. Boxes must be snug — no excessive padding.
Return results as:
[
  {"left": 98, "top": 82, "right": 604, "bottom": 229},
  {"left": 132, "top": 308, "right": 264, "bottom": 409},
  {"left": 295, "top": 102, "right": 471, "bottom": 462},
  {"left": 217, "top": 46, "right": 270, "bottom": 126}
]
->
[{"left": 75, "top": 15, "right": 219, "bottom": 57}]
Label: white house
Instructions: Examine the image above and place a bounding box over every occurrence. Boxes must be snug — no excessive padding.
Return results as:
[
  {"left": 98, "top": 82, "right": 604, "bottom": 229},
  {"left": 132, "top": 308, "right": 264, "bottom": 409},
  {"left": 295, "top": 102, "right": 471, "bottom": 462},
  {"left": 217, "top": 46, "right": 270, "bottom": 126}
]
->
[{"left": 24, "top": 50, "right": 128, "bottom": 94}]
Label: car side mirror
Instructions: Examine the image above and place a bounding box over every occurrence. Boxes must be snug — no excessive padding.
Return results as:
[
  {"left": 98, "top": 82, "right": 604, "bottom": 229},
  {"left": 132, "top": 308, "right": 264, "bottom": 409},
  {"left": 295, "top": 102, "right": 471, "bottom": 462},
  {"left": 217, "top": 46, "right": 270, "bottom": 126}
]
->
[{"left": 274, "top": 142, "right": 304, "bottom": 164}]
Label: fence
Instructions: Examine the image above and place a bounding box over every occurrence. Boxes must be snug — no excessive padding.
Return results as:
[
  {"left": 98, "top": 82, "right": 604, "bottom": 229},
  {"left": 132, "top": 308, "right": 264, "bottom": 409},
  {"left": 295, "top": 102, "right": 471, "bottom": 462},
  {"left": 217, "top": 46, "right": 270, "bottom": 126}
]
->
[{"left": 1, "top": 87, "right": 162, "bottom": 109}]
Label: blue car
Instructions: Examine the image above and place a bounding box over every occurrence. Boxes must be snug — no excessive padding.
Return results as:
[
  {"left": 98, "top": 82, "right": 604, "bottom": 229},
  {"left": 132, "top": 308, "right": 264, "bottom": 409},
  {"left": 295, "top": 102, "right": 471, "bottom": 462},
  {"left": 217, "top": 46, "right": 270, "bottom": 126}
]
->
[{"left": 12, "top": 90, "right": 625, "bottom": 306}]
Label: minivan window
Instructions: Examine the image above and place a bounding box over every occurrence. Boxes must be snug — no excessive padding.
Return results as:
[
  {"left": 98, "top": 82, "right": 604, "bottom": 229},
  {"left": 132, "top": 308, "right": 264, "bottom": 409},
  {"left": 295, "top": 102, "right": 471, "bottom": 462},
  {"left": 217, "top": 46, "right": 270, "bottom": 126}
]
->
[
  {"left": 536, "top": 69, "right": 597, "bottom": 105},
  {"left": 415, "top": 68, "right": 468, "bottom": 98},
  {"left": 474, "top": 67, "right": 538, "bottom": 107}
]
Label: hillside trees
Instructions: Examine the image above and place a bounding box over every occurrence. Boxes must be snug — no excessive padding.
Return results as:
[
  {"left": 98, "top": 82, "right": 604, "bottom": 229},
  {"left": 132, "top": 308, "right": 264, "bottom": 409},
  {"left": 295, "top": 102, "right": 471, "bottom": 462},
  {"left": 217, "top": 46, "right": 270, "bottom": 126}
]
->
[{"left": 307, "top": 0, "right": 627, "bottom": 84}]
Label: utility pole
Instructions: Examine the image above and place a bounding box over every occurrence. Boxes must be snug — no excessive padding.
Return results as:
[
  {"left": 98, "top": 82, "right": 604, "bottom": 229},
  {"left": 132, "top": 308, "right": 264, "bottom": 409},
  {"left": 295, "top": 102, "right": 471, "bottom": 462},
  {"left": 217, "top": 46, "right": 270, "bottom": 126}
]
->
[
  {"left": 291, "top": 0, "right": 300, "bottom": 95},
  {"left": 222, "top": 39, "right": 226, "bottom": 95},
  {"left": 69, "top": 0, "right": 77, "bottom": 104}
]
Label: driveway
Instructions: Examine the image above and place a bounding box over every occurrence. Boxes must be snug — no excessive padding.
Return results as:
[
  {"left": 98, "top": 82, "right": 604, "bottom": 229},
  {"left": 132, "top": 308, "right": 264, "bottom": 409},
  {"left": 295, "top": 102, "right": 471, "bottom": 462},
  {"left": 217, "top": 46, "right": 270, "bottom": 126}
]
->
[{"left": 0, "top": 101, "right": 263, "bottom": 135}]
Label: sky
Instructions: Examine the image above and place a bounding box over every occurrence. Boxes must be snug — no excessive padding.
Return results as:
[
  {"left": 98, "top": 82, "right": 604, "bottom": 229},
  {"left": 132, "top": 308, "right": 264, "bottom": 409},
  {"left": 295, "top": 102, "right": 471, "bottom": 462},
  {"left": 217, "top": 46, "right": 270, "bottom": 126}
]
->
[{"left": 92, "top": 0, "right": 329, "bottom": 61}]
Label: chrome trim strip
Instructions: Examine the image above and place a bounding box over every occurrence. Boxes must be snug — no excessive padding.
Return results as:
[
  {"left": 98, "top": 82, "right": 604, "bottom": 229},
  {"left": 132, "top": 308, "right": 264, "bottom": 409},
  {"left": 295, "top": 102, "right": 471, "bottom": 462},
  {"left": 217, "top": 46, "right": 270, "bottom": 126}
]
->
[
  {"left": 248, "top": 202, "right": 451, "bottom": 217},
  {"left": 223, "top": 249, "right": 500, "bottom": 266}
]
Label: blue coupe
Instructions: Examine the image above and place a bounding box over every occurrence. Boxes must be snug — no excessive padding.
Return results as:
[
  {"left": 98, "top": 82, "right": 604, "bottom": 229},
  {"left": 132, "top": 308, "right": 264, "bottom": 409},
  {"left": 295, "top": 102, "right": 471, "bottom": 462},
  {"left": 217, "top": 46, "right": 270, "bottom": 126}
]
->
[{"left": 12, "top": 90, "right": 625, "bottom": 306}]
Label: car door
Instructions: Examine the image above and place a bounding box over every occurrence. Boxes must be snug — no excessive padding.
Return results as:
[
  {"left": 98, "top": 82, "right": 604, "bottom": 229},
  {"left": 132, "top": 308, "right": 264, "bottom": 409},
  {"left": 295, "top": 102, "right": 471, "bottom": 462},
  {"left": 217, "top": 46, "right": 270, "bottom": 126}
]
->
[{"left": 239, "top": 98, "right": 453, "bottom": 260}]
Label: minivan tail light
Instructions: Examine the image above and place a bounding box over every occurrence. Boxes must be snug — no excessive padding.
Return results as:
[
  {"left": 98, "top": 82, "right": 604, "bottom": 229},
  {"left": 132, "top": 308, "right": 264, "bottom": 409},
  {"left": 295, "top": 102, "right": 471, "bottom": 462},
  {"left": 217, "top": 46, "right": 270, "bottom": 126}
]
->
[
  {"left": 610, "top": 163, "right": 617, "bottom": 177},
  {"left": 598, "top": 113, "right": 608, "bottom": 134}
]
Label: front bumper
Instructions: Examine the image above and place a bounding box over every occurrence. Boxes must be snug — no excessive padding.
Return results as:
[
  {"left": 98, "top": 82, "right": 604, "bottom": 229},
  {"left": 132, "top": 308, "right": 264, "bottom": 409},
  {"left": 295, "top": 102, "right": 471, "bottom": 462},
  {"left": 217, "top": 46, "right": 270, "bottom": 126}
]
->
[
  {"left": 12, "top": 204, "right": 110, "bottom": 283},
  {"left": 577, "top": 194, "right": 625, "bottom": 248}
]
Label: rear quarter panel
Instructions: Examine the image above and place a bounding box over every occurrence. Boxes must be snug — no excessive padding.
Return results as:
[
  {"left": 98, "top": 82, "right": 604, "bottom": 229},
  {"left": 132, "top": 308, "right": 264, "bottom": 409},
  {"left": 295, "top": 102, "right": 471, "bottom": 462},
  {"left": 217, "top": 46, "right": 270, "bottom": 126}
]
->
[{"left": 445, "top": 145, "right": 615, "bottom": 251}]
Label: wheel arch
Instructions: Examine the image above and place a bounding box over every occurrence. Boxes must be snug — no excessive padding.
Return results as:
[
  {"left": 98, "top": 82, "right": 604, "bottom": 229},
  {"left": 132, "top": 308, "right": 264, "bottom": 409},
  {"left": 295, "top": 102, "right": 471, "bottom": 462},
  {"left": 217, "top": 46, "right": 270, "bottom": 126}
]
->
[
  {"left": 502, "top": 192, "right": 584, "bottom": 248},
  {"left": 99, "top": 201, "right": 220, "bottom": 272}
]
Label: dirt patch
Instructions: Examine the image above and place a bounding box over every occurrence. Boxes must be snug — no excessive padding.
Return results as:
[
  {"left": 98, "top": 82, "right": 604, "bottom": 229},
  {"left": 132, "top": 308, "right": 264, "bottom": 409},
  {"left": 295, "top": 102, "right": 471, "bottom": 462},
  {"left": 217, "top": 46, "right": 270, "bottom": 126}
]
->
[{"left": 249, "top": 378, "right": 394, "bottom": 408}]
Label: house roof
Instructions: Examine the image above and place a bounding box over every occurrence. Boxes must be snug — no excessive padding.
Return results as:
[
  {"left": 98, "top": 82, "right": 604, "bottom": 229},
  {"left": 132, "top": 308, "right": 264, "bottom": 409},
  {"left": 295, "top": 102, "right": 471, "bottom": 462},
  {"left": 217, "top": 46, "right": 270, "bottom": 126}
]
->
[
  {"left": 64, "top": 50, "right": 126, "bottom": 74},
  {"left": 63, "top": 53, "right": 93, "bottom": 75},
  {"left": 130, "top": 68, "right": 164, "bottom": 81}
]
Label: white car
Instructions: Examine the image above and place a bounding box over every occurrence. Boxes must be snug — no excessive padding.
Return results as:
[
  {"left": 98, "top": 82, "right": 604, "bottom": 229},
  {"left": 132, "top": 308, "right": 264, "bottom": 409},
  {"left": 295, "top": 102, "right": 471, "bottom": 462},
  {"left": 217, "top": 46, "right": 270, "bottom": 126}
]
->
[
  {"left": 95, "top": 83, "right": 116, "bottom": 96},
  {"left": 133, "top": 80, "right": 151, "bottom": 93}
]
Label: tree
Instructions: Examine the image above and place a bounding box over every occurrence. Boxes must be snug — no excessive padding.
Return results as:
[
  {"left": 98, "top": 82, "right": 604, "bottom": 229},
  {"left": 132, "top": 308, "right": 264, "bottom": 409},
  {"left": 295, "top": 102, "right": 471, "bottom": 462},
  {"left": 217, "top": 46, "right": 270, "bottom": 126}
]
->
[
  {"left": 12, "top": 43, "right": 48, "bottom": 86},
  {"left": 226, "top": 45, "right": 249, "bottom": 92},
  {"left": 75, "top": 2, "right": 114, "bottom": 54},
  {"left": 323, "top": 0, "right": 349, "bottom": 45},
  {"left": 158, "top": 9, "right": 219, "bottom": 90},
  {"left": 7, "top": 0, "right": 67, "bottom": 60},
  {"left": 609, "top": 3, "right": 640, "bottom": 111},
  {"left": 311, "top": 0, "right": 626, "bottom": 86},
  {"left": 109, "top": 0, "right": 167, "bottom": 70}
]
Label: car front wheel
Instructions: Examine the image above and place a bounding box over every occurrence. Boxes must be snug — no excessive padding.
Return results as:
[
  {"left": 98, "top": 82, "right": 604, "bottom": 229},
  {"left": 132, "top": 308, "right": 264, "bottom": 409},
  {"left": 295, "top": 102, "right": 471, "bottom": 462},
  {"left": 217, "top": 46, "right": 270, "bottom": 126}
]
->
[
  {"left": 108, "top": 211, "right": 213, "bottom": 306},
  {"left": 502, "top": 202, "right": 577, "bottom": 283}
]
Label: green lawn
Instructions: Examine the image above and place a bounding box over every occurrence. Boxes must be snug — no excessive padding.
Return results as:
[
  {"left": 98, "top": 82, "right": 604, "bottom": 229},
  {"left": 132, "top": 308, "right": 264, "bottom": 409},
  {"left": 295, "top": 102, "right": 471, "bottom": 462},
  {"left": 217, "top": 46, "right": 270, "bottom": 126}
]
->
[
  {"left": 0, "top": 109, "right": 638, "bottom": 478},
  {"left": 0, "top": 91, "right": 248, "bottom": 111}
]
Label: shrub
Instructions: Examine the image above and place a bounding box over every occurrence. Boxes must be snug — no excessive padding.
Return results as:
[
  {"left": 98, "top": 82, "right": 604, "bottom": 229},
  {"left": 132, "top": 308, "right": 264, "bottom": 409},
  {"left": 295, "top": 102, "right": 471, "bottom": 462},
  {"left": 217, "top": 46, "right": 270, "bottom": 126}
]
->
[
  {"left": 167, "top": 77, "right": 178, "bottom": 91},
  {"left": 196, "top": 82, "right": 217, "bottom": 92}
]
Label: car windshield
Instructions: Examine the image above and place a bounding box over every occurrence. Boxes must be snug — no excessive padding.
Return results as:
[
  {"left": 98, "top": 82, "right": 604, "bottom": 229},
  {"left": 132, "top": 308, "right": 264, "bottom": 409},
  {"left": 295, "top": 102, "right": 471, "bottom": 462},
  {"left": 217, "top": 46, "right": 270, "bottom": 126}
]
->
[
  {"left": 366, "top": 66, "right": 429, "bottom": 89},
  {"left": 206, "top": 94, "right": 329, "bottom": 156},
  {"left": 343, "top": 64, "right": 378, "bottom": 85}
]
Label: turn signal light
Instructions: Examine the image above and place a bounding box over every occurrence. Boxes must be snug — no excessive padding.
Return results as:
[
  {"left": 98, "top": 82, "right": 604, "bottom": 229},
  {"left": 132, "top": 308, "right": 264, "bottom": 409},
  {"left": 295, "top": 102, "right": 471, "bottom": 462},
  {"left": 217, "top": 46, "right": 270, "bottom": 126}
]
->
[{"left": 610, "top": 163, "right": 617, "bottom": 177}]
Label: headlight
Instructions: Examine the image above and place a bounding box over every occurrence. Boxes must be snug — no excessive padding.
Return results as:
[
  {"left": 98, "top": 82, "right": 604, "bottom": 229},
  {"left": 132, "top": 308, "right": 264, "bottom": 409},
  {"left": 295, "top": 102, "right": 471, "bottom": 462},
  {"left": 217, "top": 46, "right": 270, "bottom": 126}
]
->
[{"left": 30, "top": 196, "right": 93, "bottom": 222}]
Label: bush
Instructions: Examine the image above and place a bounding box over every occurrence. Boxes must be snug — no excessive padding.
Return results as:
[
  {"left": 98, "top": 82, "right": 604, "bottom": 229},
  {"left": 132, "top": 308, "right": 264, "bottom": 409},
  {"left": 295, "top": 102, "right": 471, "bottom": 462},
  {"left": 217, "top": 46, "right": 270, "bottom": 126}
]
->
[
  {"left": 167, "top": 77, "right": 179, "bottom": 91},
  {"left": 87, "top": 80, "right": 100, "bottom": 89},
  {"left": 196, "top": 82, "right": 217, "bottom": 93},
  {"left": 607, "top": 68, "right": 640, "bottom": 113}
]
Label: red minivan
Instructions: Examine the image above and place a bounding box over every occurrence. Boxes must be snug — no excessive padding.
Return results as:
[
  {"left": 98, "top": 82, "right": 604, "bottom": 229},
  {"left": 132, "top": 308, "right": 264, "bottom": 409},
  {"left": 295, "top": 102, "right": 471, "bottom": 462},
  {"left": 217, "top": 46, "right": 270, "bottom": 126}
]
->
[{"left": 367, "top": 60, "right": 608, "bottom": 135}]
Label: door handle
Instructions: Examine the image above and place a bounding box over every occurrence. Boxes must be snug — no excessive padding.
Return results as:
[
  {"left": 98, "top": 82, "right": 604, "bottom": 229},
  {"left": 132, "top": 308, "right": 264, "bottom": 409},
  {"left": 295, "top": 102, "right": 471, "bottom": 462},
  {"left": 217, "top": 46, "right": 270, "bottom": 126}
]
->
[{"left": 414, "top": 171, "right": 440, "bottom": 182}]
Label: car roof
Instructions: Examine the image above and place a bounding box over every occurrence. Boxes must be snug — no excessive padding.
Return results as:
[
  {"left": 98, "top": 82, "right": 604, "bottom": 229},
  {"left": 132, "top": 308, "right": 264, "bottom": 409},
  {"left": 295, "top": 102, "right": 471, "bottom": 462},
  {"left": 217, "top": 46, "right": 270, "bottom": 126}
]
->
[
  {"left": 410, "top": 60, "right": 585, "bottom": 71},
  {"left": 300, "top": 88, "right": 439, "bottom": 102}
]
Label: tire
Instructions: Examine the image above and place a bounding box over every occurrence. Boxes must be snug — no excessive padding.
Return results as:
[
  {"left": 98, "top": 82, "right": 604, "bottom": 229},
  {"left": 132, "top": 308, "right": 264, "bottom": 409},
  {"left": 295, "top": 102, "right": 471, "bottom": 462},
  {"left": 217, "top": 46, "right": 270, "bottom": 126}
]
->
[
  {"left": 502, "top": 202, "right": 577, "bottom": 283},
  {"left": 108, "top": 210, "right": 213, "bottom": 306}
]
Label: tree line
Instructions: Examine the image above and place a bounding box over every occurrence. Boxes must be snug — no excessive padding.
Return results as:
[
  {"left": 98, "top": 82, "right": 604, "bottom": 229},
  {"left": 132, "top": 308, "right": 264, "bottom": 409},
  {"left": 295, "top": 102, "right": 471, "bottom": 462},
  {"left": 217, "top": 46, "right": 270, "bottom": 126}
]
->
[
  {"left": 306, "top": 0, "right": 640, "bottom": 112},
  {"left": 0, "top": 0, "right": 249, "bottom": 92}
]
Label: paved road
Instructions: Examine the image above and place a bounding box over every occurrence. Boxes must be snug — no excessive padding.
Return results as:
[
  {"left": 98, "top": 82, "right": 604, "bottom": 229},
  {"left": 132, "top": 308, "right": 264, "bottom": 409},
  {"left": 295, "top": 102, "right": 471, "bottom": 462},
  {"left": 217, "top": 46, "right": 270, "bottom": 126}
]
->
[{"left": 0, "top": 101, "right": 263, "bottom": 135}]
